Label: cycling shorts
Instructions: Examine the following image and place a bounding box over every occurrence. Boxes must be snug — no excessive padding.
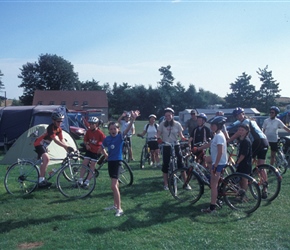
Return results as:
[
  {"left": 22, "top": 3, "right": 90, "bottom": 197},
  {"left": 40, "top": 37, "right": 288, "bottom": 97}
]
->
[
  {"left": 108, "top": 160, "right": 122, "bottom": 179},
  {"left": 268, "top": 142, "right": 278, "bottom": 152},
  {"left": 252, "top": 138, "right": 268, "bottom": 160},
  {"left": 84, "top": 151, "right": 101, "bottom": 162},
  {"left": 148, "top": 141, "right": 159, "bottom": 151}
]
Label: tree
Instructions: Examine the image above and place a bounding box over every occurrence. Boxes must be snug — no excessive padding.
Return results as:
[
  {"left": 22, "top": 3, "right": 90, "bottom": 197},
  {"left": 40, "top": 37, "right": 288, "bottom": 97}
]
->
[
  {"left": 256, "top": 66, "right": 281, "bottom": 113},
  {"left": 81, "top": 79, "right": 103, "bottom": 91},
  {"left": 0, "top": 70, "right": 5, "bottom": 106},
  {"left": 158, "top": 65, "right": 174, "bottom": 88},
  {"left": 18, "top": 54, "right": 80, "bottom": 105},
  {"left": 224, "top": 72, "right": 258, "bottom": 108}
]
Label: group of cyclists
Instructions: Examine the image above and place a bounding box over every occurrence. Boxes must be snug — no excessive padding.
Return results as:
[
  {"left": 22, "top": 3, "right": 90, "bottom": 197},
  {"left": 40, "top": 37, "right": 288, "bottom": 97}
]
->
[{"left": 33, "top": 105, "right": 290, "bottom": 215}]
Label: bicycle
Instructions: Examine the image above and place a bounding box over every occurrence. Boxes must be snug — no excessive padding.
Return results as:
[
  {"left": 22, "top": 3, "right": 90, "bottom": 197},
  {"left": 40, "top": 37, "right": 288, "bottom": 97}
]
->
[
  {"left": 227, "top": 143, "right": 282, "bottom": 202},
  {"left": 4, "top": 150, "right": 96, "bottom": 199},
  {"left": 281, "top": 136, "right": 290, "bottom": 166},
  {"left": 169, "top": 152, "right": 261, "bottom": 214},
  {"left": 122, "top": 135, "right": 131, "bottom": 163},
  {"left": 138, "top": 135, "right": 152, "bottom": 169},
  {"left": 275, "top": 138, "right": 289, "bottom": 175}
]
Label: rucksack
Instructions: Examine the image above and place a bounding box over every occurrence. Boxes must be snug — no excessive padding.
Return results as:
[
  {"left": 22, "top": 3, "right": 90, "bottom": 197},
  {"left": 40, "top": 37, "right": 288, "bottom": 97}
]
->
[{"left": 145, "top": 123, "right": 158, "bottom": 132}]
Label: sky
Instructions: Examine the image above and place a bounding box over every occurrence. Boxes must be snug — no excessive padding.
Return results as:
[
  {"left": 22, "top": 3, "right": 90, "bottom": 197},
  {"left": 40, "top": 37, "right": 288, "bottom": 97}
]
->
[{"left": 0, "top": 0, "right": 290, "bottom": 100}]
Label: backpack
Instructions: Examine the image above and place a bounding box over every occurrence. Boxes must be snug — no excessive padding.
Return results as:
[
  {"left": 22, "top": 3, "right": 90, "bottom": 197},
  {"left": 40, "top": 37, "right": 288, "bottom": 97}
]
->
[{"left": 145, "top": 123, "right": 158, "bottom": 132}]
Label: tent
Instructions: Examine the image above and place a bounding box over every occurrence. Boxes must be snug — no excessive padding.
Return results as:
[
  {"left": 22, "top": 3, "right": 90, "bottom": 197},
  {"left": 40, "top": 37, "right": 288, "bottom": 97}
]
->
[
  {"left": 0, "top": 124, "right": 77, "bottom": 165},
  {"left": 0, "top": 105, "right": 70, "bottom": 147}
]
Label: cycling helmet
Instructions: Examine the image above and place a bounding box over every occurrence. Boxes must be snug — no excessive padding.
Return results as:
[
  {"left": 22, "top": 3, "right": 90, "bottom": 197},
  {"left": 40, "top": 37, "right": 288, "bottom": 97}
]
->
[
  {"left": 125, "top": 112, "right": 131, "bottom": 118},
  {"left": 148, "top": 114, "right": 157, "bottom": 119},
  {"left": 51, "top": 112, "right": 64, "bottom": 121},
  {"left": 164, "top": 107, "right": 174, "bottom": 114},
  {"left": 197, "top": 113, "right": 207, "bottom": 122},
  {"left": 88, "top": 116, "right": 99, "bottom": 124},
  {"left": 210, "top": 116, "right": 227, "bottom": 129},
  {"left": 232, "top": 107, "right": 244, "bottom": 117},
  {"left": 270, "top": 106, "right": 280, "bottom": 115}
]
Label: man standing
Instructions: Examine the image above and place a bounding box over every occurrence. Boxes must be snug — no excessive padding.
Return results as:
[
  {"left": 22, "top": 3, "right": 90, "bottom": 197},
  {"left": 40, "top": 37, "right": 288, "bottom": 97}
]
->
[{"left": 183, "top": 109, "right": 198, "bottom": 136}]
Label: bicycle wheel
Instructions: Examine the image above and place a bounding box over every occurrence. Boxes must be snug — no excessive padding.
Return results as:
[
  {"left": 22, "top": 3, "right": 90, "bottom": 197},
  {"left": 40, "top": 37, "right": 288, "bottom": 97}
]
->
[
  {"left": 57, "top": 164, "right": 96, "bottom": 199},
  {"left": 140, "top": 145, "right": 147, "bottom": 169},
  {"left": 119, "top": 160, "right": 133, "bottom": 186},
  {"left": 169, "top": 167, "right": 204, "bottom": 204},
  {"left": 275, "top": 150, "right": 287, "bottom": 175},
  {"left": 252, "top": 164, "right": 282, "bottom": 202},
  {"left": 221, "top": 173, "right": 261, "bottom": 214},
  {"left": 123, "top": 144, "right": 130, "bottom": 163},
  {"left": 4, "top": 160, "right": 39, "bottom": 196}
]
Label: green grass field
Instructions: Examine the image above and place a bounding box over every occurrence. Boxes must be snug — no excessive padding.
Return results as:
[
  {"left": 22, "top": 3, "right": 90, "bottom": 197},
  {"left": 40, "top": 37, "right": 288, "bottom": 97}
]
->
[{"left": 0, "top": 120, "right": 290, "bottom": 250}]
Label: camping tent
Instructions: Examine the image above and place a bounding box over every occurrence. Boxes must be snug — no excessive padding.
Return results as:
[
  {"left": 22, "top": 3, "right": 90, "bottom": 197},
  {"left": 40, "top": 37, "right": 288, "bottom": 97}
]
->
[
  {"left": 0, "top": 124, "right": 77, "bottom": 165},
  {"left": 0, "top": 105, "right": 70, "bottom": 147}
]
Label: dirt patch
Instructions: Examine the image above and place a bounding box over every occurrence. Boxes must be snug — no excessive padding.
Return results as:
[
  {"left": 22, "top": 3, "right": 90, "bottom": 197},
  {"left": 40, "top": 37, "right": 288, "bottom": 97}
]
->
[{"left": 18, "top": 242, "right": 44, "bottom": 249}]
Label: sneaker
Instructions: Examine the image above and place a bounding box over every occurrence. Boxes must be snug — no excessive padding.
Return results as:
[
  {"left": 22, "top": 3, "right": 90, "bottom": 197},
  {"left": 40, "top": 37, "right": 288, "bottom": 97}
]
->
[
  {"left": 164, "top": 185, "right": 169, "bottom": 191},
  {"left": 115, "top": 209, "right": 124, "bottom": 217},
  {"left": 104, "top": 205, "right": 117, "bottom": 211},
  {"left": 183, "top": 184, "right": 192, "bottom": 190},
  {"left": 82, "top": 182, "right": 89, "bottom": 189},
  {"left": 261, "top": 191, "right": 268, "bottom": 199},
  {"left": 38, "top": 180, "right": 52, "bottom": 188},
  {"left": 201, "top": 207, "right": 217, "bottom": 214},
  {"left": 157, "top": 163, "right": 162, "bottom": 168}
]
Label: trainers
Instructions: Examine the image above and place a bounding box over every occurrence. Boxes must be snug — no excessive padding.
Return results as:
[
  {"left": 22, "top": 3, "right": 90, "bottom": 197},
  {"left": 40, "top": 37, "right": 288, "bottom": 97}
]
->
[
  {"left": 104, "top": 205, "right": 117, "bottom": 211},
  {"left": 38, "top": 180, "right": 52, "bottom": 188},
  {"left": 201, "top": 207, "right": 217, "bottom": 214},
  {"left": 115, "top": 209, "right": 124, "bottom": 217},
  {"left": 183, "top": 184, "right": 192, "bottom": 190},
  {"left": 82, "top": 182, "right": 89, "bottom": 189},
  {"left": 164, "top": 185, "right": 169, "bottom": 191},
  {"left": 261, "top": 191, "right": 268, "bottom": 199}
]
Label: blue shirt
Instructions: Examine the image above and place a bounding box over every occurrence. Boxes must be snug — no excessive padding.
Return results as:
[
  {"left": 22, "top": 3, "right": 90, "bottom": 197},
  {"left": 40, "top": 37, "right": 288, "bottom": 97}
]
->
[{"left": 102, "top": 133, "right": 124, "bottom": 161}]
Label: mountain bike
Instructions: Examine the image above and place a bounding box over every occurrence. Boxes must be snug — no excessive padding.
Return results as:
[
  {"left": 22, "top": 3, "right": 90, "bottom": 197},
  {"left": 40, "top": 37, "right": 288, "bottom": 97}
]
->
[
  {"left": 4, "top": 150, "right": 96, "bottom": 199},
  {"left": 275, "top": 138, "right": 289, "bottom": 175},
  {"left": 122, "top": 135, "right": 131, "bottom": 163},
  {"left": 169, "top": 151, "right": 261, "bottom": 214},
  {"left": 138, "top": 135, "right": 152, "bottom": 169},
  {"left": 281, "top": 136, "right": 290, "bottom": 166}
]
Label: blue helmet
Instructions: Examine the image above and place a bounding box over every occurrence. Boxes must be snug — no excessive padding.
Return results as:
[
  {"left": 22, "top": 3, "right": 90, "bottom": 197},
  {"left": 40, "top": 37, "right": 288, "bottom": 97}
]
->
[
  {"left": 197, "top": 113, "right": 207, "bottom": 122},
  {"left": 232, "top": 107, "right": 244, "bottom": 117},
  {"left": 270, "top": 106, "right": 280, "bottom": 115},
  {"left": 210, "top": 116, "right": 227, "bottom": 127}
]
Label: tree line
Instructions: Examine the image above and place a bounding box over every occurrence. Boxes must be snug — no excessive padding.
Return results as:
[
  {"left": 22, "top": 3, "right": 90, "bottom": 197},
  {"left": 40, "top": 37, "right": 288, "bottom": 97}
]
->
[{"left": 0, "top": 54, "right": 281, "bottom": 118}]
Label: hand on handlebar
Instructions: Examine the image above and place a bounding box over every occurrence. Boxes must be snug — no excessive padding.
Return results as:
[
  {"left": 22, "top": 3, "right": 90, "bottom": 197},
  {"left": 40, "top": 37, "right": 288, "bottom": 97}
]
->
[
  {"left": 67, "top": 146, "right": 75, "bottom": 153},
  {"left": 157, "top": 138, "right": 163, "bottom": 144}
]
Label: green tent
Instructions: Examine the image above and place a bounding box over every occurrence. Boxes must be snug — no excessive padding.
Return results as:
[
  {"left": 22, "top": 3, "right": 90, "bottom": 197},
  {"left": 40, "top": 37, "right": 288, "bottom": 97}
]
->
[{"left": 0, "top": 124, "right": 78, "bottom": 165}]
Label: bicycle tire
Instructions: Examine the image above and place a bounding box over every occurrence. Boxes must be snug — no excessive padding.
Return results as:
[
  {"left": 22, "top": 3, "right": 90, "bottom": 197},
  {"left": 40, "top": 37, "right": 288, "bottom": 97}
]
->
[
  {"left": 221, "top": 173, "right": 261, "bottom": 214},
  {"left": 140, "top": 145, "right": 147, "bottom": 169},
  {"left": 4, "top": 160, "right": 39, "bottom": 196},
  {"left": 123, "top": 144, "right": 130, "bottom": 163},
  {"left": 274, "top": 150, "right": 287, "bottom": 175},
  {"left": 169, "top": 167, "right": 204, "bottom": 204},
  {"left": 57, "top": 164, "right": 96, "bottom": 199},
  {"left": 118, "top": 160, "right": 133, "bottom": 186},
  {"left": 252, "top": 164, "right": 282, "bottom": 202}
]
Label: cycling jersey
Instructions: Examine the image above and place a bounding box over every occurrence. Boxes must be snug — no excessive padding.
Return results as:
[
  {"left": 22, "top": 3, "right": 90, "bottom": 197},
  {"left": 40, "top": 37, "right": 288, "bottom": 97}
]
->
[{"left": 34, "top": 123, "right": 63, "bottom": 148}]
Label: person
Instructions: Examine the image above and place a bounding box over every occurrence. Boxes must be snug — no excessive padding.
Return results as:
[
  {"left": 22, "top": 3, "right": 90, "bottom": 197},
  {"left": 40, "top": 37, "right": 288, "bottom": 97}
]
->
[
  {"left": 197, "top": 116, "right": 228, "bottom": 214},
  {"left": 34, "top": 112, "right": 72, "bottom": 188},
  {"left": 157, "top": 107, "right": 188, "bottom": 190},
  {"left": 235, "top": 124, "right": 252, "bottom": 191},
  {"left": 215, "top": 111, "right": 230, "bottom": 139},
  {"left": 188, "top": 113, "right": 211, "bottom": 164},
  {"left": 137, "top": 114, "right": 160, "bottom": 168},
  {"left": 118, "top": 111, "right": 135, "bottom": 161},
  {"left": 101, "top": 110, "right": 140, "bottom": 217},
  {"left": 228, "top": 107, "right": 268, "bottom": 166},
  {"left": 262, "top": 106, "right": 290, "bottom": 165},
  {"left": 183, "top": 109, "right": 198, "bottom": 136},
  {"left": 78, "top": 116, "right": 106, "bottom": 187}
]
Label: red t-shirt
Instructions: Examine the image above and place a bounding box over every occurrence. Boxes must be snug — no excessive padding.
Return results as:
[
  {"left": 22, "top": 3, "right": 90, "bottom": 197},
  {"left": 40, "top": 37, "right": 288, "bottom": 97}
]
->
[
  {"left": 34, "top": 123, "right": 63, "bottom": 147},
  {"left": 84, "top": 128, "right": 106, "bottom": 154}
]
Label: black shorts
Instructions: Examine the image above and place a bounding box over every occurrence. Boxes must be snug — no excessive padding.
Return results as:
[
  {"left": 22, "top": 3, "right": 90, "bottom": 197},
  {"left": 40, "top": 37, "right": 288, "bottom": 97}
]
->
[
  {"left": 108, "top": 160, "right": 122, "bottom": 179},
  {"left": 84, "top": 151, "right": 101, "bottom": 162},
  {"left": 34, "top": 145, "right": 47, "bottom": 159},
  {"left": 269, "top": 142, "right": 278, "bottom": 152},
  {"left": 252, "top": 138, "right": 268, "bottom": 160},
  {"left": 148, "top": 141, "right": 159, "bottom": 151},
  {"left": 236, "top": 164, "right": 252, "bottom": 175}
]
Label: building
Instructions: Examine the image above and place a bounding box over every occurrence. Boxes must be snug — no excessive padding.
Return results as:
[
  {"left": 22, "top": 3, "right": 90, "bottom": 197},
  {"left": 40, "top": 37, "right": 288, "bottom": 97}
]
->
[{"left": 33, "top": 90, "right": 108, "bottom": 122}]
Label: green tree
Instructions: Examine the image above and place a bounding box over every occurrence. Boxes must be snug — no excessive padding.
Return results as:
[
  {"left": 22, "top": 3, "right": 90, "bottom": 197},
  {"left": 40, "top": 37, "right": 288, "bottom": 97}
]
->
[
  {"left": 18, "top": 54, "right": 80, "bottom": 105},
  {"left": 81, "top": 79, "right": 103, "bottom": 91},
  {"left": 0, "top": 70, "right": 5, "bottom": 106},
  {"left": 224, "top": 72, "right": 258, "bottom": 108},
  {"left": 256, "top": 66, "right": 281, "bottom": 112}
]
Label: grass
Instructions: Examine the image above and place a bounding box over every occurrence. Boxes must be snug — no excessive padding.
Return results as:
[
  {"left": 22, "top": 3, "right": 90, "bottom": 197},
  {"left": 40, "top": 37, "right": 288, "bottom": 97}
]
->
[{"left": 0, "top": 120, "right": 290, "bottom": 249}]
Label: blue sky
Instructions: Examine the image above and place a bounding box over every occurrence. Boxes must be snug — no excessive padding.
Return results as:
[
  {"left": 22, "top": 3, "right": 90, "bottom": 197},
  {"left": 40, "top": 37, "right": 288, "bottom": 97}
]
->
[{"left": 1, "top": 0, "right": 290, "bottom": 99}]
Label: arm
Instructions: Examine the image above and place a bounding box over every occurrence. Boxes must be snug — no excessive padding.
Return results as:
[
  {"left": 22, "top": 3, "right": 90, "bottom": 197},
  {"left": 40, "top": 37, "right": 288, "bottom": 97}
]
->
[
  {"left": 123, "top": 110, "right": 140, "bottom": 136},
  {"left": 118, "top": 112, "right": 126, "bottom": 123},
  {"left": 213, "top": 144, "right": 223, "bottom": 173}
]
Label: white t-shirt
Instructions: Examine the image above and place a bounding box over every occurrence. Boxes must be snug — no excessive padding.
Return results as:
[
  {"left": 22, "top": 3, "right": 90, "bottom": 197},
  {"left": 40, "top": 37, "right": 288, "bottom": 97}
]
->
[
  {"left": 262, "top": 117, "right": 284, "bottom": 142},
  {"left": 158, "top": 121, "right": 183, "bottom": 143},
  {"left": 210, "top": 131, "right": 227, "bottom": 165},
  {"left": 120, "top": 120, "right": 134, "bottom": 136},
  {"left": 143, "top": 124, "right": 159, "bottom": 140}
]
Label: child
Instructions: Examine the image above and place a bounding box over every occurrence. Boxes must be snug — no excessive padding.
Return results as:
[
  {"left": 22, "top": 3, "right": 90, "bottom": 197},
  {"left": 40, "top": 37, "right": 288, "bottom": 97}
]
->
[
  {"left": 101, "top": 110, "right": 140, "bottom": 217},
  {"left": 197, "top": 116, "right": 228, "bottom": 213},
  {"left": 79, "top": 116, "right": 106, "bottom": 187}
]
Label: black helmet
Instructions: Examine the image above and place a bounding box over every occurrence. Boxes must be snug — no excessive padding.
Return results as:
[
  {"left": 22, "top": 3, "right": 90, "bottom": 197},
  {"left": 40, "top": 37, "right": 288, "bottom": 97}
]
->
[
  {"left": 164, "top": 107, "right": 174, "bottom": 114},
  {"left": 197, "top": 113, "right": 207, "bottom": 122},
  {"left": 210, "top": 116, "right": 227, "bottom": 127},
  {"left": 51, "top": 112, "right": 64, "bottom": 121},
  {"left": 270, "top": 106, "right": 280, "bottom": 115},
  {"left": 232, "top": 107, "right": 244, "bottom": 117}
]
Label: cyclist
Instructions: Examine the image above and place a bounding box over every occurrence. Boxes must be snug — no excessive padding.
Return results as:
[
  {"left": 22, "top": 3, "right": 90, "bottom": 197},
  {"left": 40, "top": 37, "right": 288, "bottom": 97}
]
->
[
  {"left": 137, "top": 114, "right": 160, "bottom": 168},
  {"left": 197, "top": 116, "right": 228, "bottom": 214},
  {"left": 34, "top": 112, "right": 72, "bottom": 188},
  {"left": 118, "top": 111, "right": 135, "bottom": 161},
  {"left": 157, "top": 107, "right": 188, "bottom": 190},
  {"left": 79, "top": 116, "right": 106, "bottom": 188},
  {"left": 188, "top": 113, "right": 211, "bottom": 164},
  {"left": 262, "top": 106, "right": 290, "bottom": 165},
  {"left": 101, "top": 110, "right": 140, "bottom": 217},
  {"left": 183, "top": 109, "right": 198, "bottom": 136},
  {"left": 228, "top": 107, "right": 268, "bottom": 166}
]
